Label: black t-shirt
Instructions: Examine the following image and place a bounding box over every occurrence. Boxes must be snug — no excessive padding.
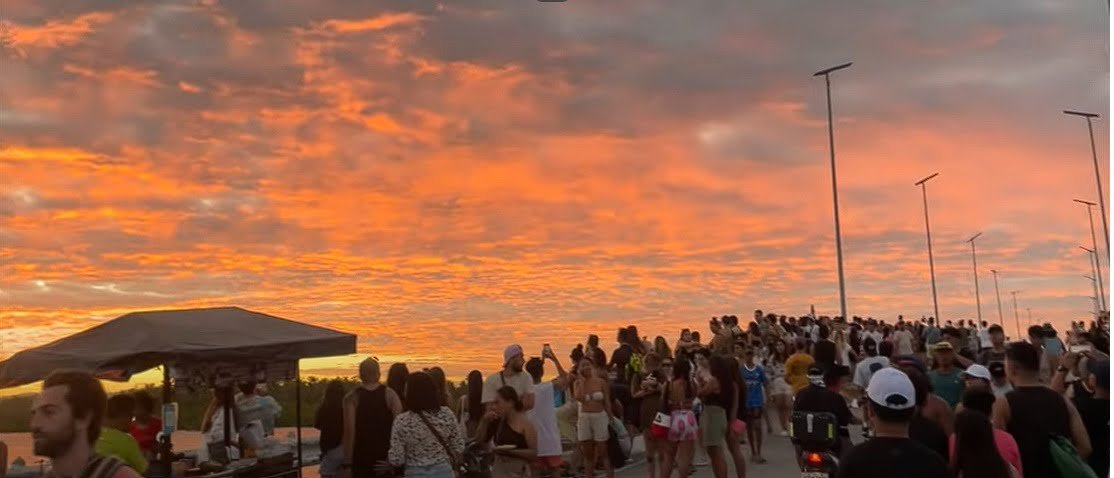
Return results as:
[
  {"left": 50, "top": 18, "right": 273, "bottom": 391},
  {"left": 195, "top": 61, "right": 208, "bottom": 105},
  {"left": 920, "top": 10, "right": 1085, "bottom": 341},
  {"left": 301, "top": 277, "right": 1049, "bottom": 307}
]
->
[
  {"left": 978, "top": 348, "right": 1007, "bottom": 366},
  {"left": 836, "top": 437, "right": 951, "bottom": 478},
  {"left": 814, "top": 340, "right": 838, "bottom": 368},
  {"left": 792, "top": 385, "right": 852, "bottom": 437},
  {"left": 1078, "top": 397, "right": 1109, "bottom": 478},
  {"left": 908, "top": 414, "right": 949, "bottom": 460},
  {"left": 609, "top": 344, "right": 632, "bottom": 383}
]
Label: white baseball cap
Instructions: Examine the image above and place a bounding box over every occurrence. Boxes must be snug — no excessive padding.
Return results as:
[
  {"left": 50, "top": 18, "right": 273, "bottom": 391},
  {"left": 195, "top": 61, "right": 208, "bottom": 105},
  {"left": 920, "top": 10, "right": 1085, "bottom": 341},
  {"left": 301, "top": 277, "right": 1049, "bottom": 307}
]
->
[
  {"left": 960, "top": 364, "right": 992, "bottom": 382},
  {"left": 866, "top": 367, "right": 916, "bottom": 411}
]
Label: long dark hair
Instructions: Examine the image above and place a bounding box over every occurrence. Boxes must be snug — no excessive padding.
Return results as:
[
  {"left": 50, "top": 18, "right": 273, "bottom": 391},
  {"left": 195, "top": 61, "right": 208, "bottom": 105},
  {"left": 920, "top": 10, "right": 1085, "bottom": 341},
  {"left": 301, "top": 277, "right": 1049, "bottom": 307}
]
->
[
  {"left": 953, "top": 411, "right": 1012, "bottom": 478},
  {"left": 405, "top": 372, "right": 441, "bottom": 413},
  {"left": 466, "top": 370, "right": 484, "bottom": 422},
  {"left": 427, "top": 367, "right": 449, "bottom": 407},
  {"left": 671, "top": 358, "right": 694, "bottom": 399},
  {"left": 387, "top": 363, "right": 409, "bottom": 399},
  {"left": 315, "top": 380, "right": 345, "bottom": 431}
]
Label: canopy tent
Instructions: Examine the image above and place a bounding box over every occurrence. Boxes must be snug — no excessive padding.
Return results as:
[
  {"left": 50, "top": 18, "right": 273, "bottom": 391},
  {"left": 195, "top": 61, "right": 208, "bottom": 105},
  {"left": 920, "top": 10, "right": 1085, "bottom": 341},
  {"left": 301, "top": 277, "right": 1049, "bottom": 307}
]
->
[
  {"left": 0, "top": 306, "right": 357, "bottom": 478},
  {"left": 0, "top": 306, "right": 356, "bottom": 388}
]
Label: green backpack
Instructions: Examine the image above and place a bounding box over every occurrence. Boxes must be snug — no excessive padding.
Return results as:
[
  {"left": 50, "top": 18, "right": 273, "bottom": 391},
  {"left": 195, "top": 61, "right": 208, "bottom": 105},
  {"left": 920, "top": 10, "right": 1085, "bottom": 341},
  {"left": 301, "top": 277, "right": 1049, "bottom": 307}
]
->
[{"left": 1048, "top": 435, "right": 1098, "bottom": 478}]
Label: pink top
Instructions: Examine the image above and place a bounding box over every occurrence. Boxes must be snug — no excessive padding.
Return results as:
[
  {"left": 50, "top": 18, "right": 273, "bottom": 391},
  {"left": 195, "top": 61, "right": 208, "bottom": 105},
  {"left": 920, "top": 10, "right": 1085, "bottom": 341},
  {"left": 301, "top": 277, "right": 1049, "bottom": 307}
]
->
[{"left": 948, "top": 429, "right": 1023, "bottom": 476}]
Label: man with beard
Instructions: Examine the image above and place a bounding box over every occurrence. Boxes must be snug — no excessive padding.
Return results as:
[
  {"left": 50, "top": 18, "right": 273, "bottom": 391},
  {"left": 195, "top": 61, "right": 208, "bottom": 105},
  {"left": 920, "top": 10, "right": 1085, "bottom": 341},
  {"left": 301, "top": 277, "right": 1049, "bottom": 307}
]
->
[
  {"left": 484, "top": 345, "right": 536, "bottom": 411},
  {"left": 30, "top": 370, "right": 142, "bottom": 478}
]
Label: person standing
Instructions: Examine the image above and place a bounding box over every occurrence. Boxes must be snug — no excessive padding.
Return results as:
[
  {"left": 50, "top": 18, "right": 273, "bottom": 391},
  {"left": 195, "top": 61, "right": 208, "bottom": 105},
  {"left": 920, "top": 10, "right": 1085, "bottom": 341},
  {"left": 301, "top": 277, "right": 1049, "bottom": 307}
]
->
[
  {"left": 128, "top": 392, "right": 161, "bottom": 462},
  {"left": 922, "top": 318, "right": 942, "bottom": 349},
  {"left": 343, "top": 358, "right": 404, "bottom": 478},
  {"left": 479, "top": 388, "right": 539, "bottom": 478},
  {"left": 631, "top": 353, "right": 665, "bottom": 478},
  {"left": 894, "top": 323, "right": 915, "bottom": 357},
  {"left": 927, "top": 342, "right": 964, "bottom": 409},
  {"left": 386, "top": 373, "right": 464, "bottom": 478},
  {"left": 459, "top": 371, "right": 485, "bottom": 440},
  {"left": 526, "top": 353, "right": 570, "bottom": 478},
  {"left": 573, "top": 357, "right": 612, "bottom": 478},
  {"left": 992, "top": 342, "right": 1091, "bottom": 478},
  {"left": 30, "top": 370, "right": 143, "bottom": 478},
  {"left": 948, "top": 391, "right": 1023, "bottom": 475},
  {"left": 315, "top": 381, "right": 346, "bottom": 478},
  {"left": 659, "top": 359, "right": 697, "bottom": 478},
  {"left": 484, "top": 345, "right": 536, "bottom": 412},
  {"left": 784, "top": 339, "right": 815, "bottom": 395},
  {"left": 236, "top": 381, "right": 282, "bottom": 438},
  {"left": 951, "top": 411, "right": 1019, "bottom": 478},
  {"left": 764, "top": 340, "right": 791, "bottom": 436},
  {"left": 95, "top": 395, "right": 148, "bottom": 474},
  {"left": 837, "top": 368, "right": 950, "bottom": 478},
  {"left": 739, "top": 349, "right": 767, "bottom": 464}
]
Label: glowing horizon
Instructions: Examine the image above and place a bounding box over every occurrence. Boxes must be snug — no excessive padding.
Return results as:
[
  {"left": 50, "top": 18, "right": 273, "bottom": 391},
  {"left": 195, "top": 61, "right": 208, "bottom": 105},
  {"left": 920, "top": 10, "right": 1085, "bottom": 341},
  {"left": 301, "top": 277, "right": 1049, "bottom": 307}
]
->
[{"left": 0, "top": 0, "right": 1108, "bottom": 393}]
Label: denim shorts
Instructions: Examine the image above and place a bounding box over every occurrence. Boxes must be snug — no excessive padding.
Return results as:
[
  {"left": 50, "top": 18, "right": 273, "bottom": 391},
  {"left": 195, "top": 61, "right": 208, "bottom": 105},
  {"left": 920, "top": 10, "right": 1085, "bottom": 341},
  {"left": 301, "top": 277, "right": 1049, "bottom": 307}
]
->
[
  {"left": 405, "top": 463, "right": 454, "bottom": 478},
  {"left": 319, "top": 447, "right": 345, "bottom": 478}
]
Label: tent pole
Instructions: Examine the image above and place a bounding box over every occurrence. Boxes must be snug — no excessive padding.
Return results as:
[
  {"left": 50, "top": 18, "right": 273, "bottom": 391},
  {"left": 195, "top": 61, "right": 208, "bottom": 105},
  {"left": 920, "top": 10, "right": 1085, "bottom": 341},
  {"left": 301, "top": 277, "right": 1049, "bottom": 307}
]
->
[
  {"left": 160, "top": 366, "right": 173, "bottom": 476},
  {"left": 296, "top": 363, "right": 303, "bottom": 478}
]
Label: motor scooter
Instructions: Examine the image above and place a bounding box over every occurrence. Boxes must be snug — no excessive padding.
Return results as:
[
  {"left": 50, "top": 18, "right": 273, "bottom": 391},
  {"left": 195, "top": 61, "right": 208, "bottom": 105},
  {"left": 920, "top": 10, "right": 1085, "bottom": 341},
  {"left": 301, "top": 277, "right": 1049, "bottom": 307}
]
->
[{"left": 789, "top": 411, "right": 839, "bottom": 478}]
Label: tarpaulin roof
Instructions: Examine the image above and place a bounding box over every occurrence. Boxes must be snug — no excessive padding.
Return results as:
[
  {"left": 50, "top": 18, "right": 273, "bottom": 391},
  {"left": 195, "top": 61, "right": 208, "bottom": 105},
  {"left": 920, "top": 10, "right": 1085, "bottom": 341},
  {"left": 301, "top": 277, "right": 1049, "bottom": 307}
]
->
[{"left": 0, "top": 306, "right": 357, "bottom": 388}]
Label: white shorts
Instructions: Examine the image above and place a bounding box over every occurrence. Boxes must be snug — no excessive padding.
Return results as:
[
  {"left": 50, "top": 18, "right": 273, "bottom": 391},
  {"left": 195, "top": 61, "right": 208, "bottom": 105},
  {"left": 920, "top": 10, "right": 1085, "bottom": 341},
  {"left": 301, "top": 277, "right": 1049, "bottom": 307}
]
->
[
  {"left": 770, "top": 377, "right": 791, "bottom": 396},
  {"left": 577, "top": 411, "right": 610, "bottom": 442}
]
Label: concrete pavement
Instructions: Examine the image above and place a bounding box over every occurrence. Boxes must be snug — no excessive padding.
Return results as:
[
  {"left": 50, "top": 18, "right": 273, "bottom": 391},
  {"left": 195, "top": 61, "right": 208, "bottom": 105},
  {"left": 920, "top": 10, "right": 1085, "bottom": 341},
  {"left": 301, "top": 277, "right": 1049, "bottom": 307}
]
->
[{"left": 613, "top": 426, "right": 865, "bottom": 478}]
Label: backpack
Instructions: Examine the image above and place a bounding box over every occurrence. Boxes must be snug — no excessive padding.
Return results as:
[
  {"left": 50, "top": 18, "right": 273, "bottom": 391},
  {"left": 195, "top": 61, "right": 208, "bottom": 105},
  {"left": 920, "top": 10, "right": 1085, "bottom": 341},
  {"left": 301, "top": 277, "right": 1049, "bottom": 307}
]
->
[
  {"left": 1048, "top": 435, "right": 1098, "bottom": 478},
  {"left": 626, "top": 354, "right": 643, "bottom": 381}
]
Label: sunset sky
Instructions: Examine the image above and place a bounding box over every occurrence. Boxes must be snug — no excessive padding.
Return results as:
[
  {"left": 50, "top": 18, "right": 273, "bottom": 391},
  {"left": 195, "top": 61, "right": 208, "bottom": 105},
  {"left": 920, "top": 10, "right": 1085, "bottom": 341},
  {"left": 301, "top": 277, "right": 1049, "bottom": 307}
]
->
[{"left": 0, "top": 0, "right": 1109, "bottom": 386}]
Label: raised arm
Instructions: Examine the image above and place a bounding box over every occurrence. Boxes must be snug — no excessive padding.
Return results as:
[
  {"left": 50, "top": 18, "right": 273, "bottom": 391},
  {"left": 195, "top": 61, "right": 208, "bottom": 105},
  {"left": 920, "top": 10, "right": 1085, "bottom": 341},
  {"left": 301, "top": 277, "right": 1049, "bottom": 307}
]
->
[{"left": 1064, "top": 395, "right": 1093, "bottom": 458}]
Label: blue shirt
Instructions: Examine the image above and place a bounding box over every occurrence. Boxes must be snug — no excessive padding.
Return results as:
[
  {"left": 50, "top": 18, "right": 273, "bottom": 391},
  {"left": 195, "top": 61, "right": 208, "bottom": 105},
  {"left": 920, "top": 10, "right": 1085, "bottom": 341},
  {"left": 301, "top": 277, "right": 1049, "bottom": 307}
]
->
[{"left": 740, "top": 364, "right": 768, "bottom": 409}]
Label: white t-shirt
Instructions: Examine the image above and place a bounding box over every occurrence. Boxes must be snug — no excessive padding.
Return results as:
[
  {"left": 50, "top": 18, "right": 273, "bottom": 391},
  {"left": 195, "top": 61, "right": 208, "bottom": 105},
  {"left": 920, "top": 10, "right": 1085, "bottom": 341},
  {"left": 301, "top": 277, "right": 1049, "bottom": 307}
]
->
[
  {"left": 853, "top": 356, "right": 890, "bottom": 388},
  {"left": 527, "top": 382, "right": 562, "bottom": 458},
  {"left": 894, "top": 330, "right": 915, "bottom": 356},
  {"left": 978, "top": 328, "right": 993, "bottom": 349},
  {"left": 482, "top": 370, "right": 535, "bottom": 404}
]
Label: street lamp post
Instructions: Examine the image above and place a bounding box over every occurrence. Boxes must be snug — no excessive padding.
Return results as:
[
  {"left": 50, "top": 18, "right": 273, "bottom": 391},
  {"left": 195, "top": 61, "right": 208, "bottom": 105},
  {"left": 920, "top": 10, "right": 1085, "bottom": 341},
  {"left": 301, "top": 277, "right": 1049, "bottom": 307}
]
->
[
  {"left": 967, "top": 232, "right": 984, "bottom": 324},
  {"left": 1011, "top": 290, "right": 1022, "bottom": 339},
  {"left": 1075, "top": 199, "right": 1106, "bottom": 311},
  {"left": 814, "top": 62, "right": 853, "bottom": 321},
  {"left": 916, "top": 172, "right": 942, "bottom": 322},
  {"left": 1085, "top": 275, "right": 1101, "bottom": 317},
  {"left": 991, "top": 269, "right": 1005, "bottom": 329},
  {"left": 1081, "top": 246, "right": 1106, "bottom": 311},
  {"left": 1064, "top": 110, "right": 1108, "bottom": 252},
  {"left": 1027, "top": 308, "right": 1033, "bottom": 326}
]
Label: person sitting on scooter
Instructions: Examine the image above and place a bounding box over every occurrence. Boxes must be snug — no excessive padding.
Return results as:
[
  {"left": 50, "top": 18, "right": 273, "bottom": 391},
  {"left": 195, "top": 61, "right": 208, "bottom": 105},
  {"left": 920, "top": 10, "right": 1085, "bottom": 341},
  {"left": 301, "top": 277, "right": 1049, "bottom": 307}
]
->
[
  {"left": 792, "top": 366, "right": 859, "bottom": 457},
  {"left": 837, "top": 368, "right": 950, "bottom": 478}
]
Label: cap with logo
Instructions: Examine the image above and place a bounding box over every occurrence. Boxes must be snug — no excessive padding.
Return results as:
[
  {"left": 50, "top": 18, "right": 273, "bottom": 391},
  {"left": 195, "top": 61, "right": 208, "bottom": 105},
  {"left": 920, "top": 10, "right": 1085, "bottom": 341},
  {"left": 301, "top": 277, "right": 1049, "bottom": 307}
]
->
[{"left": 866, "top": 367, "right": 916, "bottom": 411}]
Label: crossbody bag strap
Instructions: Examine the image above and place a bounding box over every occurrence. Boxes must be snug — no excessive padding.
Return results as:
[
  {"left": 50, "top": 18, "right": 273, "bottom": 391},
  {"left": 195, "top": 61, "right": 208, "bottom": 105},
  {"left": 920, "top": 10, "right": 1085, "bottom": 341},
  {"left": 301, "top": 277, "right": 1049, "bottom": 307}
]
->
[{"left": 416, "top": 412, "right": 459, "bottom": 466}]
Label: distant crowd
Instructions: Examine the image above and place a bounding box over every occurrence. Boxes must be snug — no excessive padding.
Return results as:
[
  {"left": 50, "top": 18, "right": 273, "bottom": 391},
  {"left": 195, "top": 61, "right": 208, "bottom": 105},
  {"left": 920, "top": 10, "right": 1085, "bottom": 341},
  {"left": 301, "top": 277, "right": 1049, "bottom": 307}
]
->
[{"left": 11, "top": 310, "right": 1110, "bottom": 478}]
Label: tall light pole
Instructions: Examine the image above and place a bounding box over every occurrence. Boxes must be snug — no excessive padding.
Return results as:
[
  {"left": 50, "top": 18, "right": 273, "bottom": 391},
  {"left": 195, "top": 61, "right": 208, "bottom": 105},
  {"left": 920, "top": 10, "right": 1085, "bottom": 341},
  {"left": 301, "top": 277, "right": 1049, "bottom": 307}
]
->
[
  {"left": 1064, "top": 110, "right": 1108, "bottom": 252},
  {"left": 967, "top": 232, "right": 984, "bottom": 324},
  {"left": 1081, "top": 246, "right": 1106, "bottom": 311},
  {"left": 991, "top": 269, "right": 1005, "bottom": 329},
  {"left": 1011, "top": 290, "right": 1022, "bottom": 339},
  {"left": 916, "top": 172, "right": 942, "bottom": 322},
  {"left": 1075, "top": 199, "right": 1106, "bottom": 311},
  {"left": 1027, "top": 308, "right": 1033, "bottom": 326},
  {"left": 814, "top": 62, "right": 853, "bottom": 321},
  {"left": 1084, "top": 275, "right": 1101, "bottom": 317}
]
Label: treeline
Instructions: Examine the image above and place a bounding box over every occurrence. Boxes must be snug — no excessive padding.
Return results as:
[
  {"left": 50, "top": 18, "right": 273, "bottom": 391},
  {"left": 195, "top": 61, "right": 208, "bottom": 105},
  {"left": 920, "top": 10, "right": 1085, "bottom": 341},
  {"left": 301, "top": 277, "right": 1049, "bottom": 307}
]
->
[{"left": 0, "top": 376, "right": 468, "bottom": 433}]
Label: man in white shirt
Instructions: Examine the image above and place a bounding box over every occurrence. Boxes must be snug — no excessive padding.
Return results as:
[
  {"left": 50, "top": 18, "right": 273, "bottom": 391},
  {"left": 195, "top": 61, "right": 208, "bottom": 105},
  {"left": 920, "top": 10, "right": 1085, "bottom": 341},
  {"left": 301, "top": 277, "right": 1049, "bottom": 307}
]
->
[
  {"left": 853, "top": 338, "right": 891, "bottom": 390},
  {"left": 483, "top": 344, "right": 536, "bottom": 411},
  {"left": 525, "top": 352, "right": 571, "bottom": 478},
  {"left": 977, "top": 321, "right": 992, "bottom": 351}
]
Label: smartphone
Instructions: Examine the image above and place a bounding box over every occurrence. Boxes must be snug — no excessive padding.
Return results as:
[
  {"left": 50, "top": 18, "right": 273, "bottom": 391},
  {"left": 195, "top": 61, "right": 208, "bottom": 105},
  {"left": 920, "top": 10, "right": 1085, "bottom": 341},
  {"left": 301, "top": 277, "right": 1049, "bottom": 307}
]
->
[
  {"left": 543, "top": 343, "right": 552, "bottom": 355},
  {"left": 1070, "top": 344, "right": 1092, "bottom": 354}
]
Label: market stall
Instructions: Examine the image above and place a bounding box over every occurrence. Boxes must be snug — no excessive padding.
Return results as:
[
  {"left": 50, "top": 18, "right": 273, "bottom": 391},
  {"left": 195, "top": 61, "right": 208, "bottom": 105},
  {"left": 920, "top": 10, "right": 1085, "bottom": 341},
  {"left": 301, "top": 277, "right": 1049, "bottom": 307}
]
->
[{"left": 0, "top": 306, "right": 357, "bottom": 478}]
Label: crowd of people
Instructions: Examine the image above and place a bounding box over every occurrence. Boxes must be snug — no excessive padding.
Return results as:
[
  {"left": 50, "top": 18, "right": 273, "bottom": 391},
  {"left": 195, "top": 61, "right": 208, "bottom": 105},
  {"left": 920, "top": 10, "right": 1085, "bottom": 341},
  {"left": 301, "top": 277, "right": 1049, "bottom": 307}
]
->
[{"left": 13, "top": 310, "right": 1111, "bottom": 478}]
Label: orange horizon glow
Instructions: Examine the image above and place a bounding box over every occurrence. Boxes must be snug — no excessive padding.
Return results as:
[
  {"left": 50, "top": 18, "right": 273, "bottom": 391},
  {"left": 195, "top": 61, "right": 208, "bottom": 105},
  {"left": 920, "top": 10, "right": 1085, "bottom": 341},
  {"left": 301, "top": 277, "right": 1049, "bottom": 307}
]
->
[{"left": 0, "top": 0, "right": 1109, "bottom": 392}]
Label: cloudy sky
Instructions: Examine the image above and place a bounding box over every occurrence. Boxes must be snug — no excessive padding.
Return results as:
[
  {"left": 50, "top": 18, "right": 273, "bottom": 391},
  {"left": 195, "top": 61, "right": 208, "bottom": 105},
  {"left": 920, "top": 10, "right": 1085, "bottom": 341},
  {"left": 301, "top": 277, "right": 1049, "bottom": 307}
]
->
[{"left": 0, "top": 0, "right": 1108, "bottom": 381}]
